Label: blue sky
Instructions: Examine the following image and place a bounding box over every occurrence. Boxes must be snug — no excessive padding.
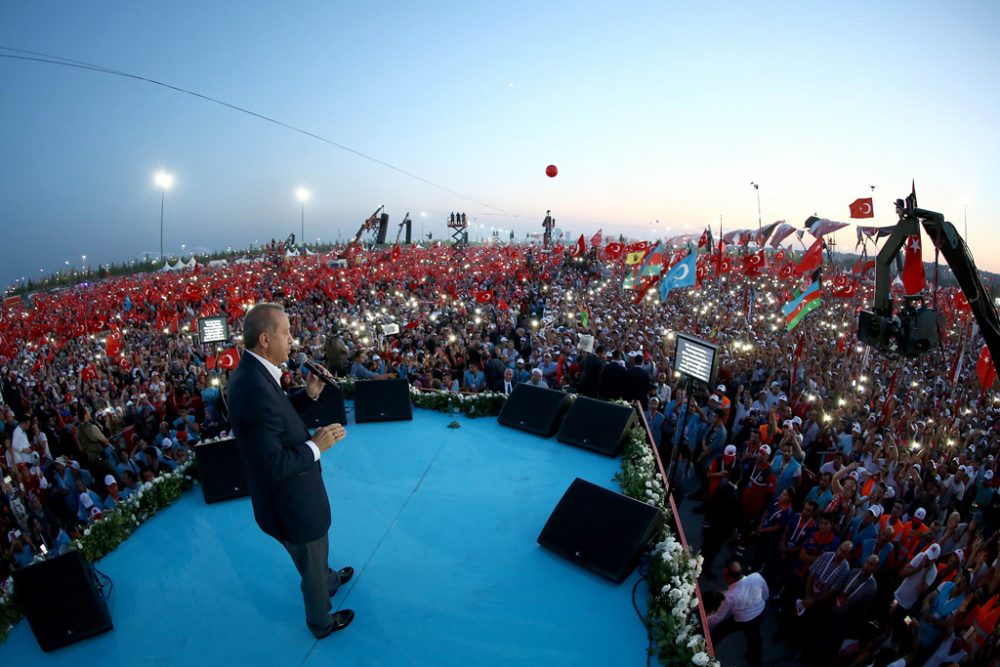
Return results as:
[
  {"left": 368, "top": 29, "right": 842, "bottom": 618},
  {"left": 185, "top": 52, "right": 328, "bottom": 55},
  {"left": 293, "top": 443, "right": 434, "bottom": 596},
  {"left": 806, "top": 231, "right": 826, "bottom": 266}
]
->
[{"left": 2, "top": 1, "right": 999, "bottom": 287}]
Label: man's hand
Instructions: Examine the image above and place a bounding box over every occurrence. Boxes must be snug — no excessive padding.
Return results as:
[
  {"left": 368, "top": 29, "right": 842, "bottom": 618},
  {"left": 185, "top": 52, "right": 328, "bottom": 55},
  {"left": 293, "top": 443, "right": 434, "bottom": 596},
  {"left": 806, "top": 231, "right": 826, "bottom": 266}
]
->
[
  {"left": 305, "top": 362, "right": 335, "bottom": 399},
  {"left": 312, "top": 423, "right": 347, "bottom": 452}
]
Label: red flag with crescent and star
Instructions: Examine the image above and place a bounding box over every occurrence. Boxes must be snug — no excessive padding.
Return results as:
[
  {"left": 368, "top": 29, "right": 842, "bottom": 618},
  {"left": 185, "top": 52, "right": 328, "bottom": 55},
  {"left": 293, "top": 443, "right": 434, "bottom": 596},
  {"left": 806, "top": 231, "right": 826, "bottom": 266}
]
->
[
  {"left": 902, "top": 234, "right": 926, "bottom": 295},
  {"left": 216, "top": 347, "right": 240, "bottom": 370},
  {"left": 977, "top": 345, "right": 997, "bottom": 391},
  {"left": 849, "top": 198, "right": 874, "bottom": 219}
]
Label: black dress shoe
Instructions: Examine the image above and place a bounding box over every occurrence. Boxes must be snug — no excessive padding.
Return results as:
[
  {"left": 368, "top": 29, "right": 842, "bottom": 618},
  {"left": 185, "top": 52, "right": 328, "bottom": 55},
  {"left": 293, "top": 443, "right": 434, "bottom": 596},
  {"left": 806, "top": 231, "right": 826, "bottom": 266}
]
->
[
  {"left": 310, "top": 609, "right": 355, "bottom": 639},
  {"left": 335, "top": 566, "right": 354, "bottom": 585}
]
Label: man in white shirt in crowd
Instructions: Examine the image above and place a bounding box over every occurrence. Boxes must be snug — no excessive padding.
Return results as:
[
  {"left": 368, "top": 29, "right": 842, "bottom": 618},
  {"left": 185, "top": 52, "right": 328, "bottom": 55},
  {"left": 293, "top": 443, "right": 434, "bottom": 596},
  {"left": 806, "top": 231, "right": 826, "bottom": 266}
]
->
[
  {"left": 707, "top": 560, "right": 769, "bottom": 666},
  {"left": 892, "top": 542, "right": 941, "bottom": 640},
  {"left": 11, "top": 413, "right": 33, "bottom": 465}
]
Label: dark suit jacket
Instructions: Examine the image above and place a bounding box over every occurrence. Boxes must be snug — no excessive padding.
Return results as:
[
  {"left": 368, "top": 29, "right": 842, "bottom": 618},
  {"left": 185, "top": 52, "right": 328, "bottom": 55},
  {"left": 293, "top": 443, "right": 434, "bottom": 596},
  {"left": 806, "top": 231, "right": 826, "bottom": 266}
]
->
[
  {"left": 578, "top": 353, "right": 604, "bottom": 398},
  {"left": 227, "top": 353, "right": 331, "bottom": 544},
  {"left": 625, "top": 365, "right": 652, "bottom": 403},
  {"left": 598, "top": 362, "right": 627, "bottom": 401}
]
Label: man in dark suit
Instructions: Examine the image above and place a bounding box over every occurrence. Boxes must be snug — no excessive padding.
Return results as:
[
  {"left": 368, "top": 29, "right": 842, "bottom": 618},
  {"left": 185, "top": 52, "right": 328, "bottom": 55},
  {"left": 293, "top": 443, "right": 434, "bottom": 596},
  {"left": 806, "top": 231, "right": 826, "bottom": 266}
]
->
[
  {"left": 598, "top": 350, "right": 627, "bottom": 401},
  {"left": 577, "top": 345, "right": 605, "bottom": 398},
  {"left": 227, "top": 303, "right": 355, "bottom": 639},
  {"left": 624, "top": 352, "right": 652, "bottom": 410}
]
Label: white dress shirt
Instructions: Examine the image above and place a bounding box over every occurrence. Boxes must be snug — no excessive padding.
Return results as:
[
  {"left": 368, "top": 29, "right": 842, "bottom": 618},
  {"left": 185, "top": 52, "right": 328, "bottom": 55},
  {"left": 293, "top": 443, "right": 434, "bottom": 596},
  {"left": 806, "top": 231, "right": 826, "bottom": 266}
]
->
[
  {"left": 708, "top": 572, "right": 769, "bottom": 627},
  {"left": 12, "top": 426, "right": 32, "bottom": 465},
  {"left": 245, "top": 350, "right": 321, "bottom": 462}
]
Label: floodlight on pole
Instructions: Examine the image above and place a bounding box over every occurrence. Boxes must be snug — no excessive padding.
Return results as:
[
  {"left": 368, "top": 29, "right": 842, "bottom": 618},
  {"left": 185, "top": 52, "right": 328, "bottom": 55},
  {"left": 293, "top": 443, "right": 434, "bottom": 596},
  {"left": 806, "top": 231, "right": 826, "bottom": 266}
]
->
[
  {"left": 296, "top": 187, "right": 310, "bottom": 244},
  {"left": 155, "top": 171, "right": 174, "bottom": 263}
]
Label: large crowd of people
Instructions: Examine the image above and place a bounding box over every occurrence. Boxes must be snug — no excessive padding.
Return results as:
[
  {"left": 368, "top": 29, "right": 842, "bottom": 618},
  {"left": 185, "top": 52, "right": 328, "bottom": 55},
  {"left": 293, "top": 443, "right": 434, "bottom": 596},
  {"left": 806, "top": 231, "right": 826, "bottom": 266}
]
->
[{"left": 0, "top": 239, "right": 997, "bottom": 665}]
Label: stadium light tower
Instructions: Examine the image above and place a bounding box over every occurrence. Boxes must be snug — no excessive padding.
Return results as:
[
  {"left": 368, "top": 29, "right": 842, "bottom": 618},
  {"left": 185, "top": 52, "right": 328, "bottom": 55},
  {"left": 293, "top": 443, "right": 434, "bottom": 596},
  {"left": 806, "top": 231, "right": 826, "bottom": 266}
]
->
[
  {"left": 154, "top": 171, "right": 174, "bottom": 263},
  {"left": 296, "top": 187, "right": 310, "bottom": 245}
]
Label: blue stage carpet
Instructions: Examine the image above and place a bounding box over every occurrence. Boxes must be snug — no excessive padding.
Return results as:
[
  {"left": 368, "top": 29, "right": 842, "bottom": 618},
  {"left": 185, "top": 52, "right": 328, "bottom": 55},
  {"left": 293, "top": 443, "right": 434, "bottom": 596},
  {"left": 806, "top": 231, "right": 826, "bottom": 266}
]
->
[{"left": 3, "top": 405, "right": 649, "bottom": 666}]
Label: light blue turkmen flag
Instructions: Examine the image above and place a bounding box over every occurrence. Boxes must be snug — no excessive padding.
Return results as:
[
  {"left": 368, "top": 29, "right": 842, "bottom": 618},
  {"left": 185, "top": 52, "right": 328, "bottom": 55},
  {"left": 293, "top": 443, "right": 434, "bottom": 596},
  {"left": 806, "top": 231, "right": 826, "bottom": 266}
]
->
[{"left": 659, "top": 251, "right": 697, "bottom": 302}]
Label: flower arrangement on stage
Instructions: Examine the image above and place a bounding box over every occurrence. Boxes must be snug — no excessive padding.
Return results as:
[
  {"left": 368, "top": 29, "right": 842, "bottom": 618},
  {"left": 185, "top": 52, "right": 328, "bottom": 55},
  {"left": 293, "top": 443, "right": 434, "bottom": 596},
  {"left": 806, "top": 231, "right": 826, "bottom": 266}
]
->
[
  {"left": 615, "top": 427, "right": 719, "bottom": 667},
  {"left": 0, "top": 460, "right": 196, "bottom": 642}
]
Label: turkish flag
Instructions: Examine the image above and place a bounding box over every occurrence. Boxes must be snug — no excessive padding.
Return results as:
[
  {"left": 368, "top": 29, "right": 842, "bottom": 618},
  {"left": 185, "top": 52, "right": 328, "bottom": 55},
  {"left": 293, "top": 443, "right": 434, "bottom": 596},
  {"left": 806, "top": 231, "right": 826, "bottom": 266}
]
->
[
  {"left": 902, "top": 234, "right": 926, "bottom": 295},
  {"left": 774, "top": 249, "right": 786, "bottom": 263},
  {"left": 977, "top": 345, "right": 997, "bottom": 390},
  {"left": 590, "top": 229, "right": 602, "bottom": 247},
  {"left": 552, "top": 244, "right": 564, "bottom": 254},
  {"left": 105, "top": 331, "right": 122, "bottom": 357},
  {"left": 205, "top": 355, "right": 216, "bottom": 370},
  {"left": 118, "top": 355, "right": 132, "bottom": 371},
  {"left": 182, "top": 283, "right": 203, "bottom": 302},
  {"left": 391, "top": 244, "right": 401, "bottom": 261},
  {"left": 497, "top": 298, "right": 509, "bottom": 311},
  {"left": 794, "top": 238, "right": 824, "bottom": 276},
  {"left": 716, "top": 256, "right": 733, "bottom": 275},
  {"left": 569, "top": 234, "right": 586, "bottom": 257},
  {"left": 604, "top": 242, "right": 624, "bottom": 260},
  {"left": 81, "top": 363, "right": 98, "bottom": 382},
  {"left": 216, "top": 347, "right": 240, "bottom": 370},
  {"left": 742, "top": 250, "right": 765, "bottom": 276},
  {"left": 475, "top": 291, "right": 494, "bottom": 304},
  {"left": 779, "top": 264, "right": 794, "bottom": 280},
  {"left": 849, "top": 198, "right": 875, "bottom": 219}
]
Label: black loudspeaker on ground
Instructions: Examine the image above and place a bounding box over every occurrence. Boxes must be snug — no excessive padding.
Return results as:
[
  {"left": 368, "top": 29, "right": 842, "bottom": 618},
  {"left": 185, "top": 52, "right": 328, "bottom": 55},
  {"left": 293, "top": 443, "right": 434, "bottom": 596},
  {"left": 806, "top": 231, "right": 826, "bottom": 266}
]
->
[
  {"left": 298, "top": 383, "right": 347, "bottom": 429},
  {"left": 556, "top": 396, "right": 636, "bottom": 457},
  {"left": 195, "top": 437, "right": 250, "bottom": 503},
  {"left": 497, "top": 384, "right": 571, "bottom": 437},
  {"left": 13, "top": 550, "right": 113, "bottom": 651},
  {"left": 537, "top": 477, "right": 663, "bottom": 583},
  {"left": 353, "top": 378, "right": 413, "bottom": 423}
]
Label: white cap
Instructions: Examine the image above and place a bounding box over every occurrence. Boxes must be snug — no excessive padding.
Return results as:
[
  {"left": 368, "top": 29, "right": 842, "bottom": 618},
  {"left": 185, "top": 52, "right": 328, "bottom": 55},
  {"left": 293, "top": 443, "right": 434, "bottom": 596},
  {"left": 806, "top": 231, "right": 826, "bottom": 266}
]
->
[
  {"left": 162, "top": 438, "right": 173, "bottom": 449},
  {"left": 531, "top": 368, "right": 542, "bottom": 376},
  {"left": 777, "top": 394, "right": 788, "bottom": 402},
  {"left": 79, "top": 493, "right": 94, "bottom": 509},
  {"left": 716, "top": 384, "right": 726, "bottom": 392},
  {"left": 104, "top": 474, "right": 117, "bottom": 487},
  {"left": 724, "top": 445, "right": 737, "bottom": 456},
  {"left": 868, "top": 504, "right": 884, "bottom": 519},
  {"left": 759, "top": 444, "right": 771, "bottom": 456},
  {"left": 914, "top": 507, "right": 927, "bottom": 520},
  {"left": 792, "top": 416, "right": 803, "bottom": 425},
  {"left": 783, "top": 419, "right": 794, "bottom": 428},
  {"left": 925, "top": 543, "right": 941, "bottom": 560},
  {"left": 986, "top": 470, "right": 994, "bottom": 480},
  {"left": 372, "top": 354, "right": 380, "bottom": 361}
]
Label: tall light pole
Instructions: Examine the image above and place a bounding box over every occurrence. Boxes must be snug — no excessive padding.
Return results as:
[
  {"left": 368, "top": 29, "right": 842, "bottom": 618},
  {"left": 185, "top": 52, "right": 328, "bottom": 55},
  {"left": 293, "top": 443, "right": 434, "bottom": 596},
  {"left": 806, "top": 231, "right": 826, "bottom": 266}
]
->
[
  {"left": 155, "top": 171, "right": 174, "bottom": 263},
  {"left": 296, "top": 187, "right": 310, "bottom": 245},
  {"left": 750, "top": 182, "right": 762, "bottom": 232}
]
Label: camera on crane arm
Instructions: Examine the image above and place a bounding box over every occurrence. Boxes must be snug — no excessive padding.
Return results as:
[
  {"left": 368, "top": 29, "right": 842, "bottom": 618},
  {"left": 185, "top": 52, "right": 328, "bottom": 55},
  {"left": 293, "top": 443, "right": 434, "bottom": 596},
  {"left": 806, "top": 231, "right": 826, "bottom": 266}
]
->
[{"left": 857, "top": 195, "right": 940, "bottom": 357}]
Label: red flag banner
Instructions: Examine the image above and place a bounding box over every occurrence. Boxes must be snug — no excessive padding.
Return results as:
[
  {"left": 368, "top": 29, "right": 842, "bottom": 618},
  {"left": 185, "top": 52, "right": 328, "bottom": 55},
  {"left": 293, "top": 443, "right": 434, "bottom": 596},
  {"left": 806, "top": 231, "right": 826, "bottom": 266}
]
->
[
  {"left": 901, "top": 235, "right": 926, "bottom": 295},
  {"left": 475, "top": 291, "right": 494, "bottom": 304},
  {"left": 590, "top": 229, "right": 602, "bottom": 247},
  {"left": 742, "top": 250, "right": 765, "bottom": 276},
  {"left": 390, "top": 244, "right": 401, "bottom": 261},
  {"left": 794, "top": 238, "right": 824, "bottom": 276},
  {"left": 569, "top": 234, "right": 586, "bottom": 258},
  {"left": 977, "top": 345, "right": 997, "bottom": 391},
  {"left": 604, "top": 242, "right": 624, "bottom": 260},
  {"left": 216, "top": 347, "right": 240, "bottom": 370},
  {"left": 81, "top": 363, "right": 98, "bottom": 382},
  {"left": 849, "top": 198, "right": 874, "bottom": 219}
]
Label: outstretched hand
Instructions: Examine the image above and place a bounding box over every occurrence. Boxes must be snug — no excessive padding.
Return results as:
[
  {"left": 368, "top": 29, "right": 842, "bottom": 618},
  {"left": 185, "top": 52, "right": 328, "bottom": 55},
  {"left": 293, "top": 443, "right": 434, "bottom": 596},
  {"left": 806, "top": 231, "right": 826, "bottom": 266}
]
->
[{"left": 313, "top": 423, "right": 347, "bottom": 452}]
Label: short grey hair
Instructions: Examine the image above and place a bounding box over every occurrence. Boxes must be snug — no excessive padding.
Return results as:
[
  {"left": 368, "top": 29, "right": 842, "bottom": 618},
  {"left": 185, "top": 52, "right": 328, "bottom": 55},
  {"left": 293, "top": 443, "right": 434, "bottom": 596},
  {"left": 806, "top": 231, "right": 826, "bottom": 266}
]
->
[{"left": 243, "top": 303, "right": 285, "bottom": 350}]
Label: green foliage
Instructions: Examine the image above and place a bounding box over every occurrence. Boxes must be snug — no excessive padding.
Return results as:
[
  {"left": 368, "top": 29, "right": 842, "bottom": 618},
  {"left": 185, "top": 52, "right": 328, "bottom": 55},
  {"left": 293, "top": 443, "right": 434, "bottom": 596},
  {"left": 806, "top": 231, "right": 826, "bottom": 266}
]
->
[{"left": 0, "top": 461, "right": 196, "bottom": 643}]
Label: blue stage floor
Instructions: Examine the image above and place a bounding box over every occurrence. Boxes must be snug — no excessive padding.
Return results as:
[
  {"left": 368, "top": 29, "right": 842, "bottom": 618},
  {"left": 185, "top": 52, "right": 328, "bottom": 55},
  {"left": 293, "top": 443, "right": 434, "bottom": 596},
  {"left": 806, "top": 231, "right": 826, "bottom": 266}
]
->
[{"left": 3, "top": 405, "right": 649, "bottom": 666}]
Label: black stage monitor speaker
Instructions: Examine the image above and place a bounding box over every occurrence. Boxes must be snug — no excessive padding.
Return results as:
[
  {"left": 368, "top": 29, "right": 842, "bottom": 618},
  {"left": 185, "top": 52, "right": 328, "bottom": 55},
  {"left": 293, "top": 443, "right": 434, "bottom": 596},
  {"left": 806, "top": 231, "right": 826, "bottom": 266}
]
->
[
  {"left": 557, "top": 397, "right": 636, "bottom": 457},
  {"left": 13, "top": 550, "right": 113, "bottom": 651},
  {"left": 299, "top": 384, "right": 348, "bottom": 429},
  {"left": 538, "top": 477, "right": 663, "bottom": 583},
  {"left": 195, "top": 437, "right": 250, "bottom": 503},
  {"left": 497, "top": 384, "right": 571, "bottom": 437},
  {"left": 354, "top": 379, "right": 413, "bottom": 423}
]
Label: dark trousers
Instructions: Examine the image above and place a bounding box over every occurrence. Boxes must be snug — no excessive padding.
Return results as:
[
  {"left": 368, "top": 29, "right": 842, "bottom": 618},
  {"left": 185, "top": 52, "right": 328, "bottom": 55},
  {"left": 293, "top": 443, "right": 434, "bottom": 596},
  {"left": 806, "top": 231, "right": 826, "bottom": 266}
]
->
[
  {"left": 712, "top": 612, "right": 764, "bottom": 666},
  {"left": 281, "top": 534, "right": 340, "bottom": 631}
]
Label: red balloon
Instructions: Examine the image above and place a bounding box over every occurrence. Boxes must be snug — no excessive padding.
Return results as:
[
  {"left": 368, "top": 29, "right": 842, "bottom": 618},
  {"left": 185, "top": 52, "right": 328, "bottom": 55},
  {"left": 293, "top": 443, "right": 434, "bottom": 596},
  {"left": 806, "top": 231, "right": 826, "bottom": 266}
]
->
[{"left": 545, "top": 164, "right": 558, "bottom": 178}]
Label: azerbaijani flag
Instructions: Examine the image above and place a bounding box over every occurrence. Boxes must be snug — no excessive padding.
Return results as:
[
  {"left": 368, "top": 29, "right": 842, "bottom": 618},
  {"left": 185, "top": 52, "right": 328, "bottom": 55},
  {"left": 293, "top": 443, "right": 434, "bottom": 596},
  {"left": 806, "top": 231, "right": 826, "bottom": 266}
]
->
[{"left": 781, "top": 279, "right": 822, "bottom": 330}]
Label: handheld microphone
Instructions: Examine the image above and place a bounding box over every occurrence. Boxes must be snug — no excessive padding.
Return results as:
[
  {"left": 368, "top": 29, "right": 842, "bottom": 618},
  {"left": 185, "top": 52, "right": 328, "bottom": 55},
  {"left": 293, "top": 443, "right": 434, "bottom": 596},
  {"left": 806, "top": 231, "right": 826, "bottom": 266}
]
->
[{"left": 287, "top": 352, "right": 337, "bottom": 387}]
